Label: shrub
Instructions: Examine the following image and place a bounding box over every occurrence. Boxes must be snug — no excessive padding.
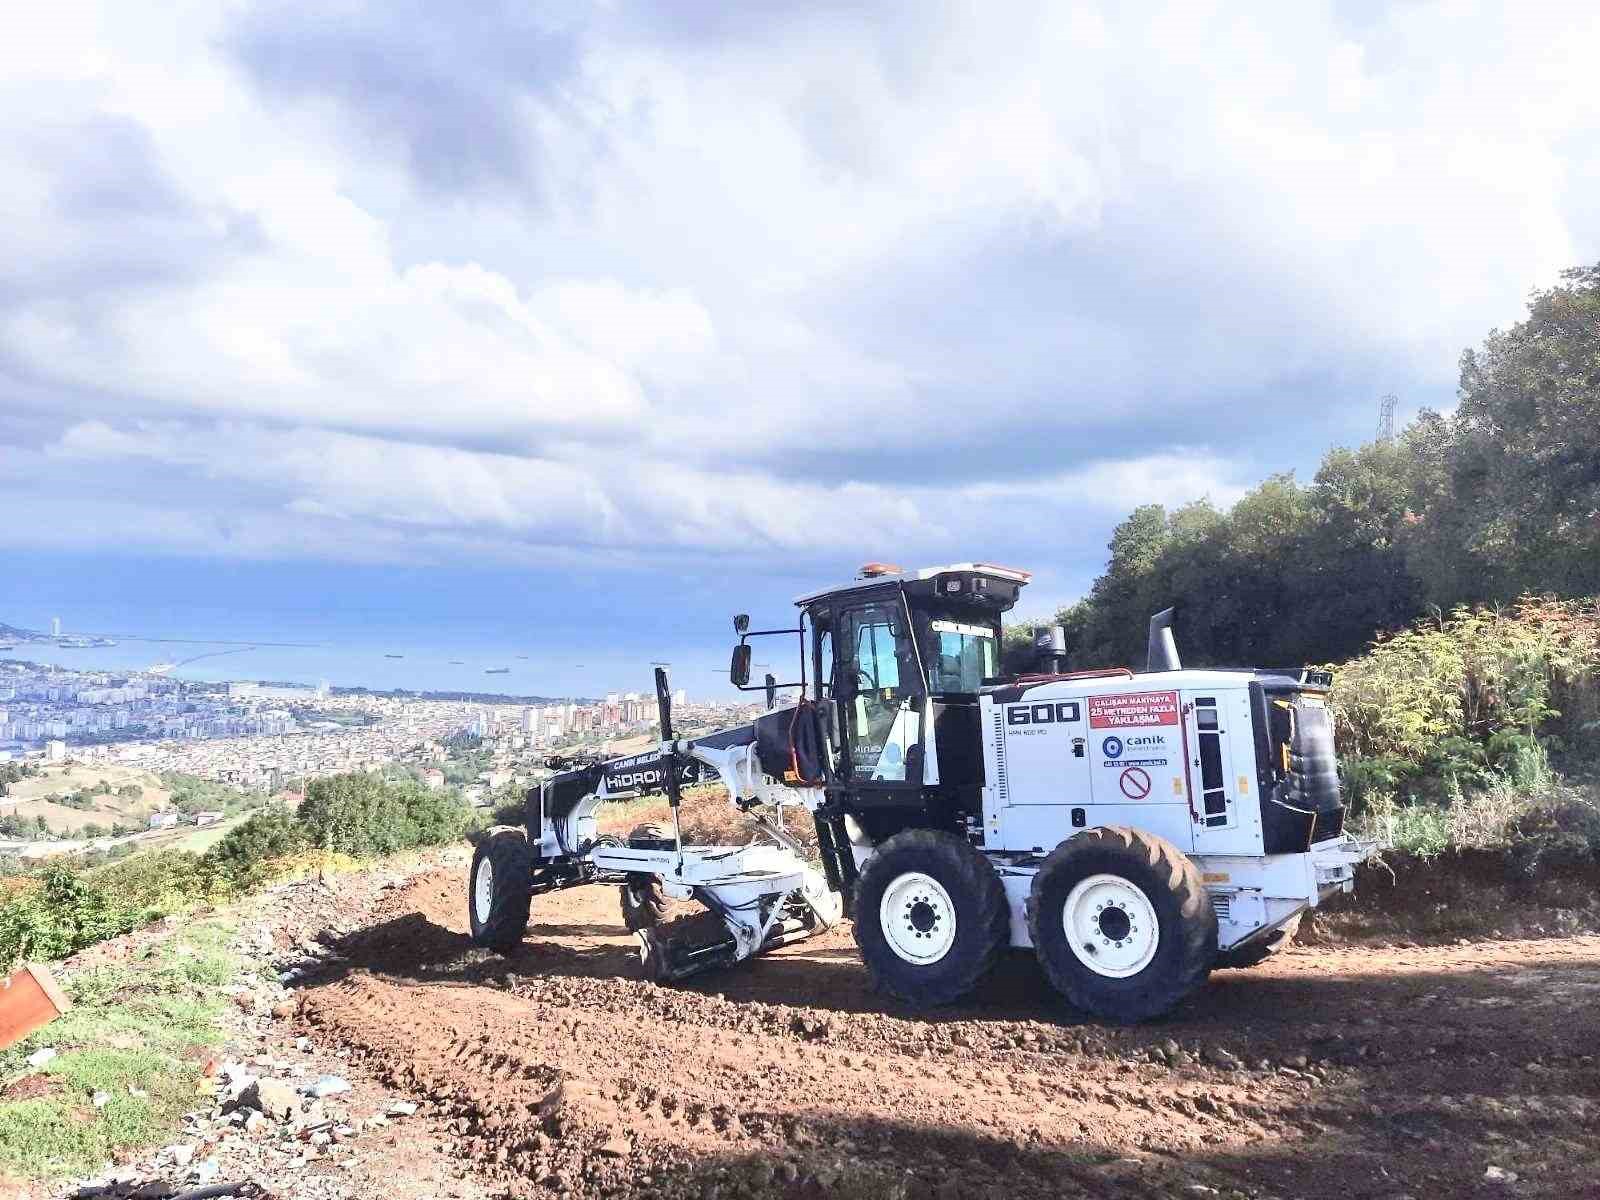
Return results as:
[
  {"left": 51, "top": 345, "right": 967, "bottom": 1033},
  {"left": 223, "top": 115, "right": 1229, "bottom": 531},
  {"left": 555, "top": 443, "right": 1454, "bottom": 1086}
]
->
[
  {"left": 0, "top": 865, "right": 143, "bottom": 971},
  {"left": 1506, "top": 790, "right": 1600, "bottom": 879},
  {"left": 91, "top": 850, "right": 207, "bottom": 912},
  {"left": 295, "top": 773, "right": 471, "bottom": 858},
  {"left": 1331, "top": 597, "right": 1600, "bottom": 763},
  {"left": 199, "top": 807, "right": 308, "bottom": 893}
]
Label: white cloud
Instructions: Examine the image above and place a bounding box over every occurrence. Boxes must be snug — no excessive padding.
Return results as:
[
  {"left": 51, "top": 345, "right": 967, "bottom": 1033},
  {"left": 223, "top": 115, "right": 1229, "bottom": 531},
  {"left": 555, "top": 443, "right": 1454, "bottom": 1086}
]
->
[
  {"left": 38, "top": 419, "right": 1249, "bottom": 571},
  {"left": 2, "top": 0, "right": 1598, "bottom": 588}
]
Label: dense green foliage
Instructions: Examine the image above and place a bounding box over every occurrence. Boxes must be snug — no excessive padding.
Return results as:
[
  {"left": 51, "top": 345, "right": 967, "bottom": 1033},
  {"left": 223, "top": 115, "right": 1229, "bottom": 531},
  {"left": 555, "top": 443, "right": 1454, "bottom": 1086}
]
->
[
  {"left": 297, "top": 773, "right": 472, "bottom": 856},
  {"left": 1329, "top": 599, "right": 1600, "bottom": 827},
  {"left": 441, "top": 747, "right": 492, "bottom": 785},
  {"left": 0, "top": 864, "right": 148, "bottom": 965},
  {"left": 1050, "top": 264, "right": 1600, "bottom": 672},
  {"left": 0, "top": 814, "right": 49, "bottom": 839}
]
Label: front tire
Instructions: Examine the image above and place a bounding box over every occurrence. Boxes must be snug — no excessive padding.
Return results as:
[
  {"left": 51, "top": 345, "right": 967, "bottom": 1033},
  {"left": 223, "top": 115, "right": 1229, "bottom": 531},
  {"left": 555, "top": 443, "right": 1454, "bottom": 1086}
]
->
[
  {"left": 853, "top": 829, "right": 1008, "bottom": 1007},
  {"left": 1027, "top": 827, "right": 1216, "bottom": 1023},
  {"left": 469, "top": 828, "right": 532, "bottom": 953}
]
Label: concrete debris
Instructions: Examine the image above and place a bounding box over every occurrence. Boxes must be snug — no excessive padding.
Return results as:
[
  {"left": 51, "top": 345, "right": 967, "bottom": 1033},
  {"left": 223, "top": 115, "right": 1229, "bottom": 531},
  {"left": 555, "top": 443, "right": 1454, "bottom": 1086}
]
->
[
  {"left": 162, "top": 1145, "right": 194, "bottom": 1168},
  {"left": 237, "top": 1078, "right": 299, "bottom": 1122}
]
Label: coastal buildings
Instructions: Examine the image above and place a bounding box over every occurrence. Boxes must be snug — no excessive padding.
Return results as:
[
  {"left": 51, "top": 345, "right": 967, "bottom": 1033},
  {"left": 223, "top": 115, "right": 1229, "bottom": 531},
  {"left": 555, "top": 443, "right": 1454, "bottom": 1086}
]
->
[{"left": 0, "top": 658, "right": 752, "bottom": 798}]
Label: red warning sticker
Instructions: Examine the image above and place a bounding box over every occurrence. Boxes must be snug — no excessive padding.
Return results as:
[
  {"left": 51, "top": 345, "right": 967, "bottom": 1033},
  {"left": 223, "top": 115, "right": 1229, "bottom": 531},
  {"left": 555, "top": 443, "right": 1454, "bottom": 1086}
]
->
[
  {"left": 1088, "top": 690, "right": 1179, "bottom": 729},
  {"left": 1118, "top": 766, "right": 1153, "bottom": 799}
]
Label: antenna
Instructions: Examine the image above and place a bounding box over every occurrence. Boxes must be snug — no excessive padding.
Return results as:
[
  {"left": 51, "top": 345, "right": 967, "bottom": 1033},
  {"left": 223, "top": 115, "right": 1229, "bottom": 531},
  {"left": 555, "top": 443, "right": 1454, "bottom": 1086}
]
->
[{"left": 1377, "top": 393, "right": 1397, "bottom": 442}]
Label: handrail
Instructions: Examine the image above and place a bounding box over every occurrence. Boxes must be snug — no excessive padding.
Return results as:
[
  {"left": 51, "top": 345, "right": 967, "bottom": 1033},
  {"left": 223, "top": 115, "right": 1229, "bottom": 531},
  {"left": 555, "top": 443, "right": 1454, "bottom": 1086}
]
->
[{"left": 1011, "top": 667, "right": 1135, "bottom": 684}]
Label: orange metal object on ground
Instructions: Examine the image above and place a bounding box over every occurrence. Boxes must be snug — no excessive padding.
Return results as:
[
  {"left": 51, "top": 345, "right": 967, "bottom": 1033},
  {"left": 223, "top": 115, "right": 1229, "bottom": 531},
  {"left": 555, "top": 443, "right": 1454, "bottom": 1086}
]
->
[{"left": 0, "top": 963, "right": 70, "bottom": 1050}]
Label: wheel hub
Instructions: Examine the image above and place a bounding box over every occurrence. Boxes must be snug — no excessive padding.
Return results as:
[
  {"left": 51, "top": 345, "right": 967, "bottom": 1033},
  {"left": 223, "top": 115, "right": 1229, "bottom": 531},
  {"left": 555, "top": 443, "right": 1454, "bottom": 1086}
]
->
[
  {"left": 474, "top": 858, "right": 494, "bottom": 924},
  {"left": 1062, "top": 873, "right": 1160, "bottom": 979},
  {"left": 1097, "top": 905, "right": 1131, "bottom": 942},
  {"left": 879, "top": 871, "right": 957, "bottom": 964}
]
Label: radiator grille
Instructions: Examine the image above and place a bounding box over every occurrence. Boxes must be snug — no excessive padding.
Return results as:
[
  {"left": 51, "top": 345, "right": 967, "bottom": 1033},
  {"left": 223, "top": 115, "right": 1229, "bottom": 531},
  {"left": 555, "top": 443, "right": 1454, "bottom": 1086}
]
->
[
  {"left": 991, "top": 711, "right": 1009, "bottom": 803},
  {"left": 1209, "top": 893, "right": 1232, "bottom": 921}
]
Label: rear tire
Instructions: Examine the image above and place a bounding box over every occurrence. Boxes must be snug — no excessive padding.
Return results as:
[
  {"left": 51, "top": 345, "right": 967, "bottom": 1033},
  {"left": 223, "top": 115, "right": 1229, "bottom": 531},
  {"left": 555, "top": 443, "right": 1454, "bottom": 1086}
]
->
[
  {"left": 619, "top": 822, "right": 672, "bottom": 931},
  {"left": 469, "top": 828, "right": 532, "bottom": 953},
  {"left": 853, "top": 829, "right": 1008, "bottom": 1007},
  {"left": 1216, "top": 913, "right": 1301, "bottom": 970},
  {"left": 620, "top": 878, "right": 670, "bottom": 931},
  {"left": 1027, "top": 827, "right": 1216, "bottom": 1023}
]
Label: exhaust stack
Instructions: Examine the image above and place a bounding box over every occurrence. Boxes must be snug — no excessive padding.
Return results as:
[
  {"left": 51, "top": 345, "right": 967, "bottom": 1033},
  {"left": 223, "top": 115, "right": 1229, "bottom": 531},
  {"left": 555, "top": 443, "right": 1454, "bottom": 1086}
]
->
[{"left": 1146, "top": 608, "right": 1181, "bottom": 672}]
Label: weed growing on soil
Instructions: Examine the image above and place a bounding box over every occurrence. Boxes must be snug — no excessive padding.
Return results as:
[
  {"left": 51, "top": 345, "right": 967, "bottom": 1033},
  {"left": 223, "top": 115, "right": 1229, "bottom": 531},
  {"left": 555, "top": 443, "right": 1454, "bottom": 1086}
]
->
[
  {"left": 1352, "top": 777, "right": 1600, "bottom": 861},
  {"left": 0, "top": 919, "right": 235, "bottom": 1180}
]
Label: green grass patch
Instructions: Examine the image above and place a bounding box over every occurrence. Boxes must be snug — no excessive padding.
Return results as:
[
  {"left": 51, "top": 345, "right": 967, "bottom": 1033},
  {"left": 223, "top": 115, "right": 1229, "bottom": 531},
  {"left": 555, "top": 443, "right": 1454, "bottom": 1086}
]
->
[{"left": 0, "top": 919, "right": 236, "bottom": 1181}]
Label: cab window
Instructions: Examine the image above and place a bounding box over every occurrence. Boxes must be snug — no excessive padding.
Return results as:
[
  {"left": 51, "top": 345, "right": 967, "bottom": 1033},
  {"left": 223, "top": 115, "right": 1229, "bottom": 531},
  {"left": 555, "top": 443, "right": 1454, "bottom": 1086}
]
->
[
  {"left": 854, "top": 617, "right": 901, "bottom": 691},
  {"left": 927, "top": 619, "right": 998, "bottom": 693},
  {"left": 842, "top": 603, "right": 918, "bottom": 781},
  {"left": 815, "top": 628, "right": 834, "bottom": 698}
]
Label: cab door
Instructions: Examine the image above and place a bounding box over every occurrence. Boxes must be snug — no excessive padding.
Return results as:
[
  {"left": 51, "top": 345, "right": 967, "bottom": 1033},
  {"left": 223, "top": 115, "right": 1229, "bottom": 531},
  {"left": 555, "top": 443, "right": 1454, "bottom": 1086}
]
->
[
  {"left": 838, "top": 601, "right": 925, "bottom": 795},
  {"left": 1182, "top": 689, "right": 1259, "bottom": 853}
]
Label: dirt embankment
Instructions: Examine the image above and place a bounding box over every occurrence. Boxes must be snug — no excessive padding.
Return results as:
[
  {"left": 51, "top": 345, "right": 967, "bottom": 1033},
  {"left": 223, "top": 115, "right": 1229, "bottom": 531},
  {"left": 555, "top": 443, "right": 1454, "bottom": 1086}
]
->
[{"left": 291, "top": 853, "right": 1600, "bottom": 1200}]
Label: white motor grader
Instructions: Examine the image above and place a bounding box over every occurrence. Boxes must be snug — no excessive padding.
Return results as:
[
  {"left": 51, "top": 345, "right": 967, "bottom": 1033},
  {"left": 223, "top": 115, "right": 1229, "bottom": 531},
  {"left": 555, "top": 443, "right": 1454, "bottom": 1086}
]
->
[{"left": 469, "top": 562, "right": 1376, "bottom": 1022}]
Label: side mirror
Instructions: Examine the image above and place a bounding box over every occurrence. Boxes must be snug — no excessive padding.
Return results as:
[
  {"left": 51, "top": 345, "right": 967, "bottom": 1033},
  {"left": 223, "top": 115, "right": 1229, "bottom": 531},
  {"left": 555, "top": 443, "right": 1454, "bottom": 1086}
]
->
[
  {"left": 730, "top": 643, "right": 752, "bottom": 686},
  {"left": 733, "top": 613, "right": 750, "bottom": 634}
]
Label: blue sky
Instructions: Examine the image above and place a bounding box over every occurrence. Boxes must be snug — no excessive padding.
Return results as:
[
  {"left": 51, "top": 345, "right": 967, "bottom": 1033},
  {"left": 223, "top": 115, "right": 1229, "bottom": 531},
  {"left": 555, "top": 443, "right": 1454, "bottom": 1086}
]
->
[{"left": 2, "top": 1, "right": 1598, "bottom": 696}]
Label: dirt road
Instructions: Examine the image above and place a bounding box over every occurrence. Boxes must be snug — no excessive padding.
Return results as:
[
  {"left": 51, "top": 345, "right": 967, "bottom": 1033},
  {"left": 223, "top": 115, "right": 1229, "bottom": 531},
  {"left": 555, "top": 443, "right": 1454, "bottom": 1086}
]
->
[{"left": 295, "top": 868, "right": 1600, "bottom": 1200}]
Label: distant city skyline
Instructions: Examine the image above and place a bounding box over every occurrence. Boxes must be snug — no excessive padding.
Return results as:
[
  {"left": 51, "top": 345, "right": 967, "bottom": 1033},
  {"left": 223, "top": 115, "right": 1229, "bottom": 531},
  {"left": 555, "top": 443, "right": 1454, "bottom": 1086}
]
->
[{"left": 0, "top": 548, "right": 827, "bottom": 700}]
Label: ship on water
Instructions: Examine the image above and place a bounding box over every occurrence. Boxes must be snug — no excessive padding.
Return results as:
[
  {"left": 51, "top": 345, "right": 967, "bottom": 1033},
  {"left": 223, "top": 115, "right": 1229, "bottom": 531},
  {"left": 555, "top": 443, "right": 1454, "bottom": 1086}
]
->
[
  {"left": 485, "top": 667, "right": 511, "bottom": 675},
  {"left": 384, "top": 653, "right": 404, "bottom": 659}
]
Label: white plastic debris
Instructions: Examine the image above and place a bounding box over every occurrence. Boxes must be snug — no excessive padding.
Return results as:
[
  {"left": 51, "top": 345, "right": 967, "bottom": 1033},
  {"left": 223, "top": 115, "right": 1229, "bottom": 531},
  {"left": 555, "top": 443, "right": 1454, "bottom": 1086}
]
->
[
  {"left": 308, "top": 1075, "right": 351, "bottom": 1098},
  {"left": 24, "top": 1047, "right": 58, "bottom": 1068}
]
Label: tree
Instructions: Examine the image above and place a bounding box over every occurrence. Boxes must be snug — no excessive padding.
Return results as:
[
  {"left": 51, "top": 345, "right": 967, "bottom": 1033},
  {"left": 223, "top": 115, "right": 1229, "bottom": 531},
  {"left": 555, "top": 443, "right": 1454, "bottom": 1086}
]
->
[
  {"left": 1426, "top": 263, "right": 1600, "bottom": 600},
  {"left": 1061, "top": 262, "right": 1600, "bottom": 669}
]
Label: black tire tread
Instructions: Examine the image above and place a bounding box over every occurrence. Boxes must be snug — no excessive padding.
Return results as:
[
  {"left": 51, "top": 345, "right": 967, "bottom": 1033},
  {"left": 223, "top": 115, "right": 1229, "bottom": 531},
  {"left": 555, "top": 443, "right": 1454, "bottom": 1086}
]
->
[
  {"left": 620, "top": 878, "right": 671, "bottom": 931},
  {"left": 620, "top": 822, "right": 673, "bottom": 931},
  {"left": 469, "top": 828, "right": 532, "bottom": 953},
  {"left": 1026, "top": 826, "right": 1216, "bottom": 1023},
  {"left": 853, "top": 828, "right": 1009, "bottom": 1007}
]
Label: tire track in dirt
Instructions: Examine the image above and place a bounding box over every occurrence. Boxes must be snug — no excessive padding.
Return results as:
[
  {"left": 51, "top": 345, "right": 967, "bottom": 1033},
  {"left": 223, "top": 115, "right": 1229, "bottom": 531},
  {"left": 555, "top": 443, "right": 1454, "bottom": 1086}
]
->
[{"left": 294, "top": 868, "right": 1600, "bottom": 1199}]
